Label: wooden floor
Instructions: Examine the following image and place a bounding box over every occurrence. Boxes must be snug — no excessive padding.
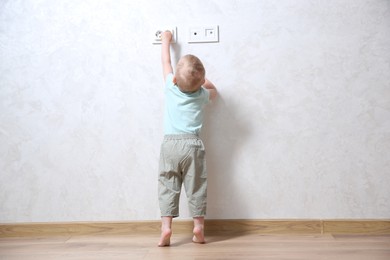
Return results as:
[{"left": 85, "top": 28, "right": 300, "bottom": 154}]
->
[{"left": 0, "top": 233, "right": 389, "bottom": 260}]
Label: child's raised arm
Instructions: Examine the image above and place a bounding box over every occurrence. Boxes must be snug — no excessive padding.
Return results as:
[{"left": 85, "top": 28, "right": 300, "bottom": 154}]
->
[
  {"left": 161, "top": 31, "right": 173, "bottom": 82},
  {"left": 203, "top": 78, "right": 217, "bottom": 101}
]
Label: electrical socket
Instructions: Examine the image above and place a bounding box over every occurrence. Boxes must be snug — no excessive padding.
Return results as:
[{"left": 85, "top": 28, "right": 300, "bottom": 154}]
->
[{"left": 152, "top": 27, "right": 177, "bottom": 44}]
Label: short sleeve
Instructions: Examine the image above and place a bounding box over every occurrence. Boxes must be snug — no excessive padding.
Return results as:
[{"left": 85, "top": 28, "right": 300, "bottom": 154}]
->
[
  {"left": 201, "top": 86, "right": 210, "bottom": 103},
  {"left": 165, "top": 73, "right": 174, "bottom": 89}
]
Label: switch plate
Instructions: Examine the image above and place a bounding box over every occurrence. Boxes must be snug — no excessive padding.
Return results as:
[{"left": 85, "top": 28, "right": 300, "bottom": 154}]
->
[
  {"left": 152, "top": 27, "right": 177, "bottom": 44},
  {"left": 188, "top": 25, "right": 219, "bottom": 43}
]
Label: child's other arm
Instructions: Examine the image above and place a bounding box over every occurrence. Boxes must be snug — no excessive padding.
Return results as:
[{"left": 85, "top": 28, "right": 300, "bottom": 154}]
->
[
  {"left": 203, "top": 79, "right": 217, "bottom": 101},
  {"left": 161, "top": 31, "right": 173, "bottom": 82}
]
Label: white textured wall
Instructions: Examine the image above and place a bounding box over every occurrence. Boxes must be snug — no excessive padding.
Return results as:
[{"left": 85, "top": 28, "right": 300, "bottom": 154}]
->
[{"left": 1, "top": 0, "right": 389, "bottom": 223}]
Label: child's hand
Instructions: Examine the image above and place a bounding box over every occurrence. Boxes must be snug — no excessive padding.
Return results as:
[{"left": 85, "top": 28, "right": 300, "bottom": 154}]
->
[
  {"left": 161, "top": 31, "right": 172, "bottom": 43},
  {"left": 161, "top": 30, "right": 173, "bottom": 80}
]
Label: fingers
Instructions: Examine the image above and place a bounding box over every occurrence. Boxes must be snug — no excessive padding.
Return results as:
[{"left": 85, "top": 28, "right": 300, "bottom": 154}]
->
[{"left": 162, "top": 30, "right": 172, "bottom": 42}]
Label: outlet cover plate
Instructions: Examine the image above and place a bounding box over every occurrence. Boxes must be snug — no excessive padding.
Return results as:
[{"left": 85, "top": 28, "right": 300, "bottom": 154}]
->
[
  {"left": 188, "top": 25, "right": 219, "bottom": 43},
  {"left": 152, "top": 27, "right": 177, "bottom": 44}
]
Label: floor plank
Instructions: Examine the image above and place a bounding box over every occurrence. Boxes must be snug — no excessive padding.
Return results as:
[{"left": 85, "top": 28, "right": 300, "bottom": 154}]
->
[{"left": 0, "top": 233, "right": 389, "bottom": 260}]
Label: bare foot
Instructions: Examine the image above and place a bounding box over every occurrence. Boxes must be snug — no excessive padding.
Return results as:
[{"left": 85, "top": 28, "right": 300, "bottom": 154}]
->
[
  {"left": 192, "top": 226, "right": 205, "bottom": 244},
  {"left": 158, "top": 228, "right": 172, "bottom": 247}
]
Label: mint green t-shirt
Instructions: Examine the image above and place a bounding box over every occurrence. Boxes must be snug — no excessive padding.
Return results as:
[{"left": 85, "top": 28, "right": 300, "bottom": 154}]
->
[{"left": 164, "top": 73, "right": 210, "bottom": 135}]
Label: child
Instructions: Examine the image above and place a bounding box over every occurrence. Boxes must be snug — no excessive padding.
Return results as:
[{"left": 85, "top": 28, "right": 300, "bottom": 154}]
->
[{"left": 158, "top": 31, "right": 217, "bottom": 247}]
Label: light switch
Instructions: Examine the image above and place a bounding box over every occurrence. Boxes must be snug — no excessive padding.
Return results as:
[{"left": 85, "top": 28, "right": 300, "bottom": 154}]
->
[{"left": 188, "top": 25, "right": 219, "bottom": 43}]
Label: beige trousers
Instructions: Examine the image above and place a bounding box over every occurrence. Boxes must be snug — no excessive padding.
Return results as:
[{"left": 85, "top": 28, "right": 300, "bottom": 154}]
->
[{"left": 158, "top": 134, "right": 207, "bottom": 217}]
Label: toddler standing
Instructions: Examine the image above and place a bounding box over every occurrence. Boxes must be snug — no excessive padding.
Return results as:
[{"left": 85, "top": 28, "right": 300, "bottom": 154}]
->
[{"left": 158, "top": 31, "right": 217, "bottom": 247}]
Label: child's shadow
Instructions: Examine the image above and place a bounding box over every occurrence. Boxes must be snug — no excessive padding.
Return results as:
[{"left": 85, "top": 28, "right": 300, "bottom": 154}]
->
[
  {"left": 201, "top": 95, "right": 252, "bottom": 241},
  {"left": 171, "top": 43, "right": 182, "bottom": 66}
]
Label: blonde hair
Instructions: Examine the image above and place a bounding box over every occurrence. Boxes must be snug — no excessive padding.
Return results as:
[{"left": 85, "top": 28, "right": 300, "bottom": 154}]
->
[{"left": 175, "top": 54, "right": 205, "bottom": 92}]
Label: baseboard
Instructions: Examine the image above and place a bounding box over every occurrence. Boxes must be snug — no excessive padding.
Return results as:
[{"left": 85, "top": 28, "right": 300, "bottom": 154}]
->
[
  {"left": 204, "top": 219, "right": 322, "bottom": 235},
  {"left": 323, "top": 220, "right": 390, "bottom": 234},
  {"left": 1, "top": 219, "right": 389, "bottom": 237}
]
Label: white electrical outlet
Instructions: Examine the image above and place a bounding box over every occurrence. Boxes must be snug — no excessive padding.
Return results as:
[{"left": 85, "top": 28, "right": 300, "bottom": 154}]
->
[
  {"left": 152, "top": 27, "right": 177, "bottom": 44},
  {"left": 188, "top": 25, "right": 219, "bottom": 43}
]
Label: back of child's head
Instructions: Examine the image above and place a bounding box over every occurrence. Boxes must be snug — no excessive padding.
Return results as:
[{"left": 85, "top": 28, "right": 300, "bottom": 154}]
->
[{"left": 175, "top": 54, "right": 205, "bottom": 93}]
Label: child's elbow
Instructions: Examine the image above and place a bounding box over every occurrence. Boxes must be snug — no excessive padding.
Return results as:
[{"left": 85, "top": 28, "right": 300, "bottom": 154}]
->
[{"left": 209, "top": 89, "right": 218, "bottom": 101}]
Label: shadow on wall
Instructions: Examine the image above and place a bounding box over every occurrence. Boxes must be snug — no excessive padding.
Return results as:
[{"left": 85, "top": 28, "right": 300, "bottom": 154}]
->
[
  {"left": 201, "top": 95, "right": 252, "bottom": 219},
  {"left": 171, "top": 44, "right": 182, "bottom": 67}
]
